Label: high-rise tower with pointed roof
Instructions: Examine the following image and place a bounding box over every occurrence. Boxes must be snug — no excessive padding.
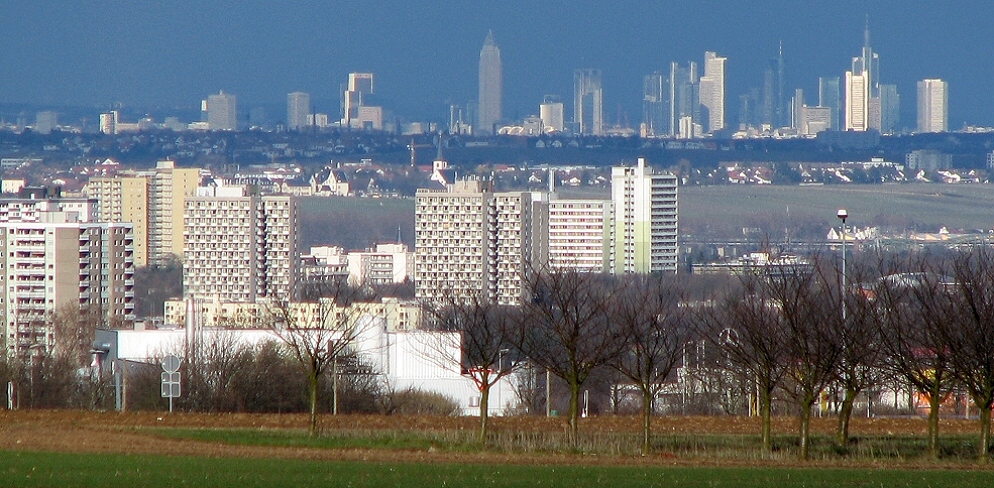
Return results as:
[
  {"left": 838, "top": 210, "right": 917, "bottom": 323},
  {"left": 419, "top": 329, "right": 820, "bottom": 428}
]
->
[{"left": 477, "top": 31, "right": 502, "bottom": 135}]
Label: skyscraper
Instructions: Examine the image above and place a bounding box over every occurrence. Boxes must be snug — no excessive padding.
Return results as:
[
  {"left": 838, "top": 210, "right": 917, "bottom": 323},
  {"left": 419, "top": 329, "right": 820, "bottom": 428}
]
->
[
  {"left": 761, "top": 46, "right": 787, "bottom": 129},
  {"left": 574, "top": 69, "right": 603, "bottom": 136},
  {"left": 86, "top": 160, "right": 201, "bottom": 267},
  {"left": 0, "top": 198, "right": 135, "bottom": 354},
  {"left": 879, "top": 84, "right": 900, "bottom": 134},
  {"left": 642, "top": 72, "right": 667, "bottom": 137},
  {"left": 669, "top": 62, "right": 698, "bottom": 136},
  {"left": 699, "top": 51, "right": 727, "bottom": 133},
  {"left": 206, "top": 91, "right": 237, "bottom": 131},
  {"left": 917, "top": 79, "right": 948, "bottom": 133},
  {"left": 845, "top": 22, "right": 879, "bottom": 132},
  {"left": 611, "top": 157, "right": 678, "bottom": 274},
  {"left": 845, "top": 71, "right": 869, "bottom": 131},
  {"left": 477, "top": 31, "right": 502, "bottom": 135},
  {"left": 286, "top": 92, "right": 311, "bottom": 130},
  {"left": 540, "top": 95, "right": 565, "bottom": 132},
  {"left": 818, "top": 77, "right": 840, "bottom": 130}
]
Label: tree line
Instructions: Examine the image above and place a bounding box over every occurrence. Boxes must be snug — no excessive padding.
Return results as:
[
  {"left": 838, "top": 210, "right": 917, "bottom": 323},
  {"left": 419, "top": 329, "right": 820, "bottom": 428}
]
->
[{"left": 422, "top": 247, "right": 994, "bottom": 462}]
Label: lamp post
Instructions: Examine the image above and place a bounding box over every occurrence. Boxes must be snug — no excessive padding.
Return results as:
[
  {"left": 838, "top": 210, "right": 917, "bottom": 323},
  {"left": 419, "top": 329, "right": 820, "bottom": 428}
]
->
[
  {"left": 837, "top": 209, "right": 848, "bottom": 321},
  {"left": 498, "top": 348, "right": 509, "bottom": 412}
]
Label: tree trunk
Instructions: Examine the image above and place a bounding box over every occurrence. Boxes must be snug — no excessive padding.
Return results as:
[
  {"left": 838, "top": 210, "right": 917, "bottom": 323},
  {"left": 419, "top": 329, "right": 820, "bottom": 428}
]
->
[
  {"left": 478, "top": 383, "right": 490, "bottom": 445},
  {"left": 642, "top": 388, "right": 653, "bottom": 456},
  {"left": 927, "top": 387, "right": 940, "bottom": 460},
  {"left": 308, "top": 372, "right": 319, "bottom": 436},
  {"left": 799, "top": 395, "right": 813, "bottom": 460},
  {"left": 978, "top": 401, "right": 991, "bottom": 463},
  {"left": 836, "top": 386, "right": 858, "bottom": 446},
  {"left": 568, "top": 381, "right": 581, "bottom": 446},
  {"left": 760, "top": 388, "right": 773, "bottom": 452}
]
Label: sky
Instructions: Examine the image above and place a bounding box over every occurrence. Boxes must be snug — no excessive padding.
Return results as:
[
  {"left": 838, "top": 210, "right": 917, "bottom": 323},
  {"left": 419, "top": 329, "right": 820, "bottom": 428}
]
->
[{"left": 2, "top": 1, "right": 992, "bottom": 128}]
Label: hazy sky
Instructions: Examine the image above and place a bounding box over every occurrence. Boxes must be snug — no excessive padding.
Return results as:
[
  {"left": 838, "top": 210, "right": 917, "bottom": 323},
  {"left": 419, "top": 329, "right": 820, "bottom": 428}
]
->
[{"left": 2, "top": 1, "right": 991, "bottom": 127}]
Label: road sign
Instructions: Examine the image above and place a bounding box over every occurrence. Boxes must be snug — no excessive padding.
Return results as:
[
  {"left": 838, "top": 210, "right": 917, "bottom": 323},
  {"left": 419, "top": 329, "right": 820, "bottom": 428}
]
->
[
  {"left": 161, "top": 355, "right": 181, "bottom": 373},
  {"left": 160, "top": 371, "right": 181, "bottom": 398}
]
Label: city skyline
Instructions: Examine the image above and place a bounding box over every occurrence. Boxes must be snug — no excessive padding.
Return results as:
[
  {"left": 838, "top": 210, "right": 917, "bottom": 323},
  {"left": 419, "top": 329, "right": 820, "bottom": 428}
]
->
[{"left": 1, "top": 2, "right": 990, "bottom": 128}]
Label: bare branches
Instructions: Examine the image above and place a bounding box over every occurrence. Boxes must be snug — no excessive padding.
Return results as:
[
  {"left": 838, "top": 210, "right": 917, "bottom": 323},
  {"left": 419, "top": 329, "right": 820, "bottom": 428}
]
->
[
  {"left": 420, "top": 290, "right": 519, "bottom": 443},
  {"left": 266, "top": 276, "right": 379, "bottom": 435},
  {"left": 609, "top": 273, "right": 691, "bottom": 454},
  {"left": 517, "top": 266, "right": 625, "bottom": 443}
]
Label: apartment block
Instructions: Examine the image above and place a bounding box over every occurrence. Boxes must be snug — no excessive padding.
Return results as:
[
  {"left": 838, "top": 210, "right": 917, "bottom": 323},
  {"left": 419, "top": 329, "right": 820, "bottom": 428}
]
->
[
  {"left": 0, "top": 198, "right": 135, "bottom": 354},
  {"left": 86, "top": 160, "right": 200, "bottom": 266},
  {"left": 183, "top": 185, "right": 298, "bottom": 303},
  {"left": 415, "top": 179, "right": 534, "bottom": 305},
  {"left": 546, "top": 199, "right": 612, "bottom": 273},
  {"left": 346, "top": 243, "right": 413, "bottom": 286},
  {"left": 611, "top": 157, "right": 679, "bottom": 274}
]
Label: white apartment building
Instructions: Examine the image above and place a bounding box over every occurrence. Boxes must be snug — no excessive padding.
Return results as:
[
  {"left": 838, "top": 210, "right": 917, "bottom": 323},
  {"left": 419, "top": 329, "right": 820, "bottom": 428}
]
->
[
  {"left": 346, "top": 243, "right": 413, "bottom": 286},
  {"left": 611, "top": 157, "right": 678, "bottom": 274},
  {"left": 183, "top": 185, "right": 298, "bottom": 303},
  {"left": 547, "top": 199, "right": 612, "bottom": 273},
  {"left": 0, "top": 198, "right": 135, "bottom": 354},
  {"left": 415, "top": 179, "right": 534, "bottom": 305},
  {"left": 164, "top": 296, "right": 421, "bottom": 332}
]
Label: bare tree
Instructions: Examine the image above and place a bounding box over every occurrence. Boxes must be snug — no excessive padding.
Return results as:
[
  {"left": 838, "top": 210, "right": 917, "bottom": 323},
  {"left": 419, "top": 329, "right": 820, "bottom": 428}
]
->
[
  {"left": 608, "top": 274, "right": 691, "bottom": 455},
  {"left": 517, "top": 267, "right": 625, "bottom": 444},
  {"left": 267, "top": 277, "right": 377, "bottom": 435},
  {"left": 421, "top": 293, "right": 519, "bottom": 444},
  {"left": 702, "top": 273, "right": 787, "bottom": 453},
  {"left": 943, "top": 247, "right": 994, "bottom": 462},
  {"left": 876, "top": 252, "right": 956, "bottom": 460},
  {"left": 833, "top": 258, "right": 886, "bottom": 446},
  {"left": 181, "top": 329, "right": 249, "bottom": 412},
  {"left": 774, "top": 259, "right": 842, "bottom": 460}
]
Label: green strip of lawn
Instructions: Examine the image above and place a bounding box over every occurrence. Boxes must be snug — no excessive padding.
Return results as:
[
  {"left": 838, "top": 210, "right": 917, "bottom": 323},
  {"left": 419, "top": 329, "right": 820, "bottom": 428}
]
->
[{"left": 1, "top": 451, "right": 992, "bottom": 488}]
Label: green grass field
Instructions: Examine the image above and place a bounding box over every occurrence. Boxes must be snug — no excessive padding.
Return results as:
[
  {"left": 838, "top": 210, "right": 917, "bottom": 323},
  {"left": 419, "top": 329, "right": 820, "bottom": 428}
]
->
[
  {"left": 146, "top": 427, "right": 988, "bottom": 462},
  {"left": 1, "top": 450, "right": 992, "bottom": 488}
]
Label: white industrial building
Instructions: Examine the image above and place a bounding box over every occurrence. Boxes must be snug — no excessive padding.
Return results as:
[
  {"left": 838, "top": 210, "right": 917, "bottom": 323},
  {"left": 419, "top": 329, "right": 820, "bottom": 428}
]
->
[{"left": 95, "top": 312, "right": 516, "bottom": 416}]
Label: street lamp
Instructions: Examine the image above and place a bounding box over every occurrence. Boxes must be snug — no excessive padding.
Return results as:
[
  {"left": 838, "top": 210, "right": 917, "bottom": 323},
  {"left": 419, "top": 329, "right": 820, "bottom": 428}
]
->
[
  {"left": 837, "top": 209, "right": 848, "bottom": 320},
  {"left": 498, "top": 349, "right": 509, "bottom": 412}
]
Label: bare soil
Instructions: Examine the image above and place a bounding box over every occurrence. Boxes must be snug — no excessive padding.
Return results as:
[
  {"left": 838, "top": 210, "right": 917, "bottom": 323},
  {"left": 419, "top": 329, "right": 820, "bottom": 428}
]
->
[{"left": 0, "top": 410, "right": 986, "bottom": 468}]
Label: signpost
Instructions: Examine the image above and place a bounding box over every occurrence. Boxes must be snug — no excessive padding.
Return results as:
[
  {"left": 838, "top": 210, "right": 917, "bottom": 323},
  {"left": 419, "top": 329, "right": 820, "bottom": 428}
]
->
[{"left": 160, "top": 355, "right": 182, "bottom": 413}]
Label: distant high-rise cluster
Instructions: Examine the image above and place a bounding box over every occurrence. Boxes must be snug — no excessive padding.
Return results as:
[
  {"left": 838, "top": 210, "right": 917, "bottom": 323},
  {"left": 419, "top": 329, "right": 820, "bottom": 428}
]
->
[
  {"left": 477, "top": 31, "right": 502, "bottom": 136},
  {"left": 414, "top": 156, "right": 678, "bottom": 304},
  {"left": 342, "top": 73, "right": 382, "bottom": 130},
  {"left": 842, "top": 23, "right": 900, "bottom": 134}
]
